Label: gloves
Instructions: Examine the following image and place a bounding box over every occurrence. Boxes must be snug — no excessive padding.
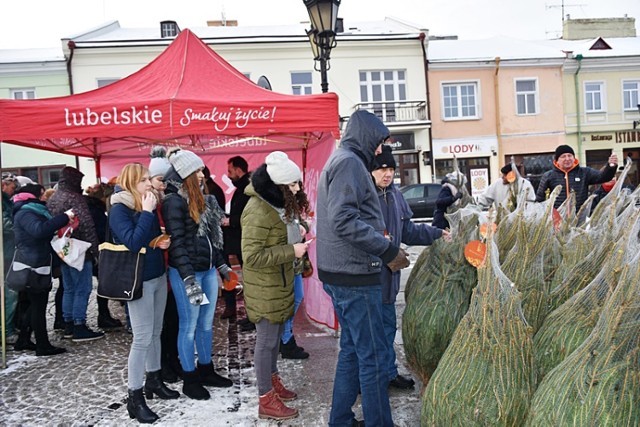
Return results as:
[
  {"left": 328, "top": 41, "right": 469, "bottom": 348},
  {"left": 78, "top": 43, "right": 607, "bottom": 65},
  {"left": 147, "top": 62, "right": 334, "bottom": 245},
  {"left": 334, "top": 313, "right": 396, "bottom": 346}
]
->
[
  {"left": 217, "top": 264, "right": 233, "bottom": 282},
  {"left": 454, "top": 192, "right": 463, "bottom": 201},
  {"left": 184, "top": 275, "right": 203, "bottom": 305},
  {"left": 387, "top": 248, "right": 410, "bottom": 272}
]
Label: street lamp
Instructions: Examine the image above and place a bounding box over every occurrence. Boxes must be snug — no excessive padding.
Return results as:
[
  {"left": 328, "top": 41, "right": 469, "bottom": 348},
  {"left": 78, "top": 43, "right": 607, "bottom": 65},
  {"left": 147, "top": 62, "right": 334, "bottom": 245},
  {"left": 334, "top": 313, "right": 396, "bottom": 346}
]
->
[
  {"left": 633, "top": 103, "right": 640, "bottom": 129},
  {"left": 303, "top": 0, "right": 340, "bottom": 93}
]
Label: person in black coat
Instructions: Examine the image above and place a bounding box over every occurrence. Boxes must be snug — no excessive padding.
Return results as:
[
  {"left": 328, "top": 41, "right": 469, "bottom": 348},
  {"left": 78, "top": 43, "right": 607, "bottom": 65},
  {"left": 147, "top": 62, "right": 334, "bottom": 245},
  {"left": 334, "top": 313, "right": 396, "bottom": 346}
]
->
[
  {"left": 221, "top": 156, "right": 252, "bottom": 326},
  {"left": 432, "top": 172, "right": 465, "bottom": 230},
  {"left": 162, "top": 148, "right": 234, "bottom": 400},
  {"left": 12, "top": 184, "right": 74, "bottom": 356},
  {"left": 535, "top": 145, "right": 618, "bottom": 212}
]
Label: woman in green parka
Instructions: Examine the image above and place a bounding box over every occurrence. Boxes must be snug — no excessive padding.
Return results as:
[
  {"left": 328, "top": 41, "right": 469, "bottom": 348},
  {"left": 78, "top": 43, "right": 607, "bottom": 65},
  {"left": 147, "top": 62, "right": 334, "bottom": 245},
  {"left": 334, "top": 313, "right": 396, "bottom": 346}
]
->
[{"left": 241, "top": 151, "right": 311, "bottom": 421}]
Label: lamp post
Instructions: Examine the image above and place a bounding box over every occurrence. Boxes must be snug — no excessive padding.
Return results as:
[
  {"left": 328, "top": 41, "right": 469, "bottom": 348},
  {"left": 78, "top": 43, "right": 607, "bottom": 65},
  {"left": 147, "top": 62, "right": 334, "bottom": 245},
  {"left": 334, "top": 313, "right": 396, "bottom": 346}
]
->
[
  {"left": 633, "top": 103, "right": 640, "bottom": 129},
  {"left": 303, "top": 0, "right": 340, "bottom": 93}
]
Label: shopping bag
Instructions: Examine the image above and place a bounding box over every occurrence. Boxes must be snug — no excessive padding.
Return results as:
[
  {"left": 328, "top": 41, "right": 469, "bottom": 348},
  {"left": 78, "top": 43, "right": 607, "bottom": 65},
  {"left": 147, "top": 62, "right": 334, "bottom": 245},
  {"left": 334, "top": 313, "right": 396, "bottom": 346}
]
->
[
  {"left": 97, "top": 242, "right": 146, "bottom": 301},
  {"left": 50, "top": 228, "right": 92, "bottom": 271}
]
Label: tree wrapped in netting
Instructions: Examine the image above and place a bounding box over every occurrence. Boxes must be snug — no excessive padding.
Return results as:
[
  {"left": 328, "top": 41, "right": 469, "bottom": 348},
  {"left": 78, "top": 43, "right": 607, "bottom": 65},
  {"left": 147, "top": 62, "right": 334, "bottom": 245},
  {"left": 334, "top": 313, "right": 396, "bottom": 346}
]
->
[
  {"left": 533, "top": 209, "right": 640, "bottom": 381},
  {"left": 587, "top": 160, "right": 636, "bottom": 228},
  {"left": 500, "top": 191, "right": 559, "bottom": 333},
  {"left": 526, "top": 250, "right": 640, "bottom": 426},
  {"left": 403, "top": 208, "right": 480, "bottom": 385},
  {"left": 547, "top": 203, "right": 636, "bottom": 314},
  {"left": 422, "top": 231, "right": 535, "bottom": 427}
]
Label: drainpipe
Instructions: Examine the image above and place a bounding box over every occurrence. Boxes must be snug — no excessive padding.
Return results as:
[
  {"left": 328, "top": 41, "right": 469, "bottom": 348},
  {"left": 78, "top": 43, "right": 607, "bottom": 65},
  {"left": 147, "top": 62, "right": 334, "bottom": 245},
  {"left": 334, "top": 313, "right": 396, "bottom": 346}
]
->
[
  {"left": 494, "top": 57, "right": 502, "bottom": 167},
  {"left": 419, "top": 32, "right": 435, "bottom": 182},
  {"left": 66, "top": 40, "right": 76, "bottom": 95},
  {"left": 573, "top": 54, "right": 583, "bottom": 162}
]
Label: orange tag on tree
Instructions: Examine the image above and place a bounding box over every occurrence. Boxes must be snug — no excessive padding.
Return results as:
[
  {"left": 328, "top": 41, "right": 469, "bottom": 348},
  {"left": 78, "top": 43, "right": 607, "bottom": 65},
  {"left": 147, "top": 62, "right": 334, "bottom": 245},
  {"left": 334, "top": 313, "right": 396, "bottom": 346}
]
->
[
  {"left": 464, "top": 240, "right": 487, "bottom": 268},
  {"left": 506, "top": 171, "right": 516, "bottom": 183},
  {"left": 479, "top": 223, "right": 497, "bottom": 239},
  {"left": 552, "top": 208, "right": 562, "bottom": 231},
  {"left": 223, "top": 271, "right": 239, "bottom": 291}
]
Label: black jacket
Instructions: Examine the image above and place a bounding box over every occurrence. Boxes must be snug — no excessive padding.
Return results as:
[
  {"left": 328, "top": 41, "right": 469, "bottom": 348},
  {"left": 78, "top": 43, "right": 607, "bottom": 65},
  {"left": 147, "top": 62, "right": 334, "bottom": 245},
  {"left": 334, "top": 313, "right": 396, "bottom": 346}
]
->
[
  {"left": 223, "top": 172, "right": 250, "bottom": 259},
  {"left": 162, "top": 167, "right": 227, "bottom": 280},
  {"left": 432, "top": 183, "right": 459, "bottom": 230},
  {"left": 535, "top": 160, "right": 616, "bottom": 210},
  {"left": 13, "top": 199, "right": 69, "bottom": 292}
]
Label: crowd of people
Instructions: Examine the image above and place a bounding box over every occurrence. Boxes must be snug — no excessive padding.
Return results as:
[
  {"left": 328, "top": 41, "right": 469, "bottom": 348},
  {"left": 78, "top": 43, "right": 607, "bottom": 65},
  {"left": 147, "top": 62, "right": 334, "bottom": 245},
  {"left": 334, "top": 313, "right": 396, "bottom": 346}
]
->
[{"left": 3, "top": 105, "right": 624, "bottom": 425}]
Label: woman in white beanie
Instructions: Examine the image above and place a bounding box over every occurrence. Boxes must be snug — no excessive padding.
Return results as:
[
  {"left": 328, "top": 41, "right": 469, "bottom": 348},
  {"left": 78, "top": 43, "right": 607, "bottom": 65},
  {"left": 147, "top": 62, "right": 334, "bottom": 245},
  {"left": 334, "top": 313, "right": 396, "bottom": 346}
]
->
[
  {"left": 161, "top": 148, "right": 234, "bottom": 400},
  {"left": 241, "top": 151, "right": 311, "bottom": 420}
]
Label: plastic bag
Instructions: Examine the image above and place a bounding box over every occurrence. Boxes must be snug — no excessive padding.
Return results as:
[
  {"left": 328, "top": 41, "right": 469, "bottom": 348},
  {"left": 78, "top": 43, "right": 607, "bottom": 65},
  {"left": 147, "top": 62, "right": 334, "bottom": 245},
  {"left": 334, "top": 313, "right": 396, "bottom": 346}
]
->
[{"left": 50, "top": 228, "right": 92, "bottom": 271}]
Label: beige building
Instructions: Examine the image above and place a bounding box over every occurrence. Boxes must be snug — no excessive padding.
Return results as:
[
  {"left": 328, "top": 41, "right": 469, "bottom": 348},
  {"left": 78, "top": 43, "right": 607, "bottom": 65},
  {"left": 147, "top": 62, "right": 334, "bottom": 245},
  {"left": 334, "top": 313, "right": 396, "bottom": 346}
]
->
[{"left": 428, "top": 38, "right": 567, "bottom": 195}]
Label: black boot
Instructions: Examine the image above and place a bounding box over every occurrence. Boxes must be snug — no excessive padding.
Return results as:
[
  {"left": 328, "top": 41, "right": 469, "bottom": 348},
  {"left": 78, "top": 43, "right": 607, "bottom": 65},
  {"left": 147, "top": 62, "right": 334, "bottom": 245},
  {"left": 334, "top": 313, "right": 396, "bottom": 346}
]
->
[
  {"left": 161, "top": 362, "right": 178, "bottom": 383},
  {"left": 144, "top": 370, "right": 179, "bottom": 400},
  {"left": 280, "top": 338, "right": 309, "bottom": 360},
  {"left": 182, "top": 370, "right": 210, "bottom": 400},
  {"left": 127, "top": 388, "right": 159, "bottom": 424},
  {"left": 97, "top": 296, "right": 122, "bottom": 329},
  {"left": 197, "top": 362, "right": 232, "bottom": 388},
  {"left": 14, "top": 326, "right": 36, "bottom": 351}
]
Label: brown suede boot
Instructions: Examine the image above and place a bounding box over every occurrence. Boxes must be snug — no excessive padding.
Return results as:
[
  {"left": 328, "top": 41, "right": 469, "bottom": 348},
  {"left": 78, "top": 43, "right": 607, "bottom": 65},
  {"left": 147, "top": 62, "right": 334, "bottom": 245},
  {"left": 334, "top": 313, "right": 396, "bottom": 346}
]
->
[
  {"left": 258, "top": 389, "right": 298, "bottom": 421},
  {"left": 271, "top": 373, "right": 297, "bottom": 401}
]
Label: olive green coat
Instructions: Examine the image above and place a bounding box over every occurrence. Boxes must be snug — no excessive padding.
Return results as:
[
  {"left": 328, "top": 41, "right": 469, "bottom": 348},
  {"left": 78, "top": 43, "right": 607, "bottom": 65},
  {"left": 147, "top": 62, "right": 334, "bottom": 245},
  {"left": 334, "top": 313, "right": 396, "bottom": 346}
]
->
[{"left": 240, "top": 183, "right": 295, "bottom": 324}]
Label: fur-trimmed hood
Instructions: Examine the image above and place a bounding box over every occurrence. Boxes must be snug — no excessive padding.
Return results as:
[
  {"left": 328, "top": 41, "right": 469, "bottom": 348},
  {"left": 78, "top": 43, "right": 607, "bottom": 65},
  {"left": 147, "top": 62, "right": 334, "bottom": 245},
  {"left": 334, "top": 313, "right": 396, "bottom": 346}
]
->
[{"left": 249, "top": 164, "right": 284, "bottom": 209}]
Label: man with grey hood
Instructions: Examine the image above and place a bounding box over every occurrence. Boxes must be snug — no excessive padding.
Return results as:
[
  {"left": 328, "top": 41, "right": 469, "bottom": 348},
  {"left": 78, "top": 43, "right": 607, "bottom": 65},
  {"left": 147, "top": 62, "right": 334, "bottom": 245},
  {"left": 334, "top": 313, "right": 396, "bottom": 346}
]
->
[{"left": 317, "top": 110, "right": 409, "bottom": 427}]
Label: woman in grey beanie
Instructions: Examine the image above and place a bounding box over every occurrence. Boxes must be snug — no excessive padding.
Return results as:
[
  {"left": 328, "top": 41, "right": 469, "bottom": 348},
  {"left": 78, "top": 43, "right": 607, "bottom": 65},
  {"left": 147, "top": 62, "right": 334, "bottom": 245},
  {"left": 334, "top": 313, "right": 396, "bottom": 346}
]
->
[{"left": 161, "top": 148, "right": 234, "bottom": 400}]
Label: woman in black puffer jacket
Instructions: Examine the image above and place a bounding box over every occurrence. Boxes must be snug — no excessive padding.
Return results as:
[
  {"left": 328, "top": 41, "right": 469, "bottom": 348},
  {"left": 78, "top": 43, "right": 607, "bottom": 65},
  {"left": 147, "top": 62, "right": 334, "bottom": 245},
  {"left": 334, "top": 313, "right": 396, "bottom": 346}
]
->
[
  {"left": 161, "top": 148, "right": 233, "bottom": 401},
  {"left": 12, "top": 184, "right": 73, "bottom": 356}
]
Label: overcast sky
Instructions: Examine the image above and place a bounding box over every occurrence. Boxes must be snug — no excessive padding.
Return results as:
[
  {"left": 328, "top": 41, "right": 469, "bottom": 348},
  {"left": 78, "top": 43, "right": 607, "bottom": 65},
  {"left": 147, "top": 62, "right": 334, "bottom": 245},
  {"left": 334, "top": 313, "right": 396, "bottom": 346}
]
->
[{"left": 1, "top": 0, "right": 639, "bottom": 49}]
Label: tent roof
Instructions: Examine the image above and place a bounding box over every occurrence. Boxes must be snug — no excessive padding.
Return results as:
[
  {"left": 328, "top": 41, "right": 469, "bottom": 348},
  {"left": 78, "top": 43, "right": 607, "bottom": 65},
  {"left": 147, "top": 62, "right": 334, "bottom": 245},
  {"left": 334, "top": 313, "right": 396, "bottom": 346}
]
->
[{"left": 0, "top": 29, "right": 339, "bottom": 159}]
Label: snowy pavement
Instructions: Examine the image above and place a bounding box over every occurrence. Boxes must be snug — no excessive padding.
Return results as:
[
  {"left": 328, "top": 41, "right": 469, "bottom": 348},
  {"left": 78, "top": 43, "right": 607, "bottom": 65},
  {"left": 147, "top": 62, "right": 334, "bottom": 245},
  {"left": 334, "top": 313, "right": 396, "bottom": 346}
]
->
[{"left": 0, "top": 246, "right": 426, "bottom": 426}]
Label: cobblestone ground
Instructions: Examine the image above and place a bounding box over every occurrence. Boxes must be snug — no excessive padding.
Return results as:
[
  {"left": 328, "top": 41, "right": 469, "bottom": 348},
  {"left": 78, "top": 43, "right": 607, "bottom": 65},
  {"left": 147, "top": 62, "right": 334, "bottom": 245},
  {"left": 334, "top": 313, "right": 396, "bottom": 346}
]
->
[{"left": 0, "top": 247, "right": 425, "bottom": 426}]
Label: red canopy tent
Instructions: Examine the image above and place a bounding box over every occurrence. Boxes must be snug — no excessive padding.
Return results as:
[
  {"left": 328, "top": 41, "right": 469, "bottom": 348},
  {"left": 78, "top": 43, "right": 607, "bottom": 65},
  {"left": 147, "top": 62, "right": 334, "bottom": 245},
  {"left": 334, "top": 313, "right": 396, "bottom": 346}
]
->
[{"left": 0, "top": 29, "right": 340, "bottom": 330}]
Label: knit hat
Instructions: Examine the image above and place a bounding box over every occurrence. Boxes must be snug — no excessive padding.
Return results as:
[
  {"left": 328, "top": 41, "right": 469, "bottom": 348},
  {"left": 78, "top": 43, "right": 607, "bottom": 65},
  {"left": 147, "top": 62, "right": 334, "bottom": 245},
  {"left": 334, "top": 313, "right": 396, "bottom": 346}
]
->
[
  {"left": 61, "top": 166, "right": 84, "bottom": 190},
  {"left": 148, "top": 146, "right": 171, "bottom": 178},
  {"left": 265, "top": 151, "right": 301, "bottom": 185},
  {"left": 445, "top": 172, "right": 467, "bottom": 186},
  {"left": 167, "top": 148, "right": 205, "bottom": 179},
  {"left": 1, "top": 172, "right": 16, "bottom": 183},
  {"left": 554, "top": 145, "right": 575, "bottom": 161},
  {"left": 500, "top": 164, "right": 513, "bottom": 175},
  {"left": 371, "top": 145, "right": 396, "bottom": 170},
  {"left": 16, "top": 176, "right": 35, "bottom": 187}
]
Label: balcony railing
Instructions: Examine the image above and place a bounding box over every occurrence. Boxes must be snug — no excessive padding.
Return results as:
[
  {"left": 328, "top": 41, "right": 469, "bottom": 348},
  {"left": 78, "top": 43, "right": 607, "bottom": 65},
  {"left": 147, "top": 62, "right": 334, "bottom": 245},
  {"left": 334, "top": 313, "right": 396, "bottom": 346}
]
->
[{"left": 354, "top": 100, "right": 427, "bottom": 124}]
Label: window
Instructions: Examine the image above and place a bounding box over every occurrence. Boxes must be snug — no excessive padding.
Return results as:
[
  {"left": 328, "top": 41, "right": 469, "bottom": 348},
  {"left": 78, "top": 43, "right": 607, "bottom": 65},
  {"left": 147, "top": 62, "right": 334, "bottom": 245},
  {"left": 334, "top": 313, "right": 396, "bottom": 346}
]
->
[
  {"left": 585, "top": 81, "right": 605, "bottom": 112},
  {"left": 291, "top": 72, "right": 312, "bottom": 95},
  {"left": 97, "top": 79, "right": 119, "bottom": 88},
  {"left": 515, "top": 78, "right": 538, "bottom": 115},
  {"left": 11, "top": 88, "right": 35, "bottom": 99},
  {"left": 623, "top": 81, "right": 639, "bottom": 111},
  {"left": 160, "top": 21, "right": 179, "bottom": 38},
  {"left": 441, "top": 81, "right": 478, "bottom": 120},
  {"left": 359, "top": 70, "right": 407, "bottom": 121}
]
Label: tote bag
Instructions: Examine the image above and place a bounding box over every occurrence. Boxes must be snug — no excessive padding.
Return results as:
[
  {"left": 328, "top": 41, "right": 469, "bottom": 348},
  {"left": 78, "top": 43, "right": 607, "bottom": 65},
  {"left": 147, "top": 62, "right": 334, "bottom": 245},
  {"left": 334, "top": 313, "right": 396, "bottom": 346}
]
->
[{"left": 97, "top": 241, "right": 146, "bottom": 301}]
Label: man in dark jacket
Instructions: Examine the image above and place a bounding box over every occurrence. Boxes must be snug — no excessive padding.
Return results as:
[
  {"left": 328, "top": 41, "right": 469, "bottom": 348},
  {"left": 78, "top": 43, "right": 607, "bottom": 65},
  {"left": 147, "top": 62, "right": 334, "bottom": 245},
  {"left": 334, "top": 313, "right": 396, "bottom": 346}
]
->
[
  {"left": 47, "top": 166, "right": 104, "bottom": 342},
  {"left": 371, "top": 145, "right": 449, "bottom": 390},
  {"left": 221, "top": 156, "right": 251, "bottom": 327},
  {"left": 535, "top": 144, "right": 618, "bottom": 212},
  {"left": 317, "top": 110, "right": 410, "bottom": 427}
]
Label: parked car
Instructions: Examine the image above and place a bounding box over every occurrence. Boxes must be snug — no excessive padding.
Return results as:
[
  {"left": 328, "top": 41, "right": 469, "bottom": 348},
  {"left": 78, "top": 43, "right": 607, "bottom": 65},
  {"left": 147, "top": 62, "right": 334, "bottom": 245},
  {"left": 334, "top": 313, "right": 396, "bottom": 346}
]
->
[{"left": 399, "top": 183, "right": 443, "bottom": 219}]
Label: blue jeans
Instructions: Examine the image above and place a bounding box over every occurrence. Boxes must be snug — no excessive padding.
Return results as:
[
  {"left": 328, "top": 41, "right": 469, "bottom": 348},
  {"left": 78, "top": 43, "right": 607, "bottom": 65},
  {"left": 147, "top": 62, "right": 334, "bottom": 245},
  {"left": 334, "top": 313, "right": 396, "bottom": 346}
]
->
[
  {"left": 323, "top": 283, "right": 393, "bottom": 427},
  {"left": 281, "top": 273, "right": 304, "bottom": 344},
  {"left": 382, "top": 303, "right": 398, "bottom": 380},
  {"left": 169, "top": 267, "right": 219, "bottom": 373},
  {"left": 61, "top": 260, "right": 93, "bottom": 324}
]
